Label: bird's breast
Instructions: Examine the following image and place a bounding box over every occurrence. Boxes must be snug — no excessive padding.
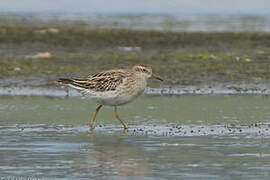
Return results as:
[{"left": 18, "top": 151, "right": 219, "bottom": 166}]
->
[{"left": 89, "top": 75, "right": 147, "bottom": 106}]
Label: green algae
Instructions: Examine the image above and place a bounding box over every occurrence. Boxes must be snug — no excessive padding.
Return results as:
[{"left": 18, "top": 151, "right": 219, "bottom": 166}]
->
[
  {"left": 1, "top": 26, "right": 270, "bottom": 49},
  {"left": 0, "top": 26, "right": 270, "bottom": 86},
  {"left": 1, "top": 51, "right": 269, "bottom": 86}
]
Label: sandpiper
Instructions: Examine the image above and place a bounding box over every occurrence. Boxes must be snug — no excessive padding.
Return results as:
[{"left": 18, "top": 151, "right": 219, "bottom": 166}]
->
[{"left": 58, "top": 64, "right": 163, "bottom": 129}]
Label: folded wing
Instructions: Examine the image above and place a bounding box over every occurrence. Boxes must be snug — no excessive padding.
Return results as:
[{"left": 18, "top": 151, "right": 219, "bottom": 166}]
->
[{"left": 58, "top": 70, "right": 129, "bottom": 92}]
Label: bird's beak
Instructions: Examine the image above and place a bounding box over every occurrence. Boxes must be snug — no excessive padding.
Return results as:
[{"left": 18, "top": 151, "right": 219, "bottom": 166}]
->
[{"left": 152, "top": 74, "right": 163, "bottom": 81}]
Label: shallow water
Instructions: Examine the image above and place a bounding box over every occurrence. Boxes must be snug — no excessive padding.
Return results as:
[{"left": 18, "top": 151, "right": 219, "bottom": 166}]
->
[
  {"left": 2, "top": 12, "right": 270, "bottom": 32},
  {"left": 1, "top": 95, "right": 270, "bottom": 179}
]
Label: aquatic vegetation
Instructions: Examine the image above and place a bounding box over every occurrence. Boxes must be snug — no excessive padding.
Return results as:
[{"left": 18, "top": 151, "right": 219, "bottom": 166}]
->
[
  {"left": 0, "top": 26, "right": 269, "bottom": 86},
  {"left": 0, "top": 49, "right": 269, "bottom": 86},
  {"left": 0, "top": 26, "right": 270, "bottom": 48}
]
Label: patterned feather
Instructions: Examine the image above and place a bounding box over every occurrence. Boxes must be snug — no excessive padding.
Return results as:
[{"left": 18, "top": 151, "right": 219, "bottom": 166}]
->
[
  {"left": 58, "top": 70, "right": 130, "bottom": 92},
  {"left": 58, "top": 64, "right": 163, "bottom": 129}
]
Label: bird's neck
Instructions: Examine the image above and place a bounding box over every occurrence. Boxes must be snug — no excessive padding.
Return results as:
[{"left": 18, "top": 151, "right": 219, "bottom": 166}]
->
[{"left": 134, "top": 73, "right": 148, "bottom": 89}]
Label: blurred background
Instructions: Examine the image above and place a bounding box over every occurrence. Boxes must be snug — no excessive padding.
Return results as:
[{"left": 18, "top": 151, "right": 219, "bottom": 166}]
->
[
  {"left": 1, "top": 1, "right": 270, "bottom": 179},
  {"left": 1, "top": 0, "right": 270, "bottom": 31},
  {"left": 0, "top": 0, "right": 270, "bottom": 91}
]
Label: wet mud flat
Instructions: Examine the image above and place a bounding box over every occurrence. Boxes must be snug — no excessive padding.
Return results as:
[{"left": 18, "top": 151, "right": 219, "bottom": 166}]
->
[
  {"left": 4, "top": 123, "right": 269, "bottom": 137},
  {"left": 0, "top": 26, "right": 270, "bottom": 90},
  {"left": 1, "top": 85, "right": 270, "bottom": 97},
  {"left": 125, "top": 124, "right": 270, "bottom": 137}
]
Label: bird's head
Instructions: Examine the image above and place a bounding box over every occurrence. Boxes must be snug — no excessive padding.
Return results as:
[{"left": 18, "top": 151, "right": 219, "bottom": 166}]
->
[{"left": 132, "top": 64, "right": 163, "bottom": 81}]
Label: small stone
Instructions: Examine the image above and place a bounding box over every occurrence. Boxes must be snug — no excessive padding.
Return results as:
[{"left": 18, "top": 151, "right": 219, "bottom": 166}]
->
[
  {"left": 33, "top": 52, "right": 52, "bottom": 59},
  {"left": 14, "top": 67, "right": 21, "bottom": 71}
]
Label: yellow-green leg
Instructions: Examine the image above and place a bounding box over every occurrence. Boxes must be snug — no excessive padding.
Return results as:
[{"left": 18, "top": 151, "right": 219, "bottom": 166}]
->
[
  {"left": 89, "top": 104, "right": 102, "bottom": 129},
  {"left": 114, "top": 106, "right": 128, "bottom": 129}
]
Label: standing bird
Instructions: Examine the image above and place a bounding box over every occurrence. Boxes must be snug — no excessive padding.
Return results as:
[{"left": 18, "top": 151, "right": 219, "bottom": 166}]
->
[{"left": 58, "top": 64, "right": 163, "bottom": 129}]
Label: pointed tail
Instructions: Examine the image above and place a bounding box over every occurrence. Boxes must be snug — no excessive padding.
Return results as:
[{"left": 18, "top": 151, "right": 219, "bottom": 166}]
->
[{"left": 58, "top": 78, "right": 90, "bottom": 90}]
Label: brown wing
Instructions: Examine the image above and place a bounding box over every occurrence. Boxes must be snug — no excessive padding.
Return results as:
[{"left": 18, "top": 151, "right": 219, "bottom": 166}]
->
[{"left": 70, "top": 70, "right": 129, "bottom": 92}]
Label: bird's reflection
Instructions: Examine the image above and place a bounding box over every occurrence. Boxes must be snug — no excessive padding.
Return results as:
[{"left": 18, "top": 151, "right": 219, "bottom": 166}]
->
[{"left": 74, "top": 129, "right": 151, "bottom": 178}]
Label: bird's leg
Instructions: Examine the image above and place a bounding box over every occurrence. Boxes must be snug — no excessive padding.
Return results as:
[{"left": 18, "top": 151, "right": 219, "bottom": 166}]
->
[
  {"left": 114, "top": 106, "right": 128, "bottom": 129},
  {"left": 121, "top": 128, "right": 128, "bottom": 136},
  {"left": 89, "top": 104, "right": 103, "bottom": 129}
]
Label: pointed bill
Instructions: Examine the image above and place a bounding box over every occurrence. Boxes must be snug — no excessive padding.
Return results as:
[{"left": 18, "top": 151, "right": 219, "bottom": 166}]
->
[{"left": 152, "top": 74, "right": 163, "bottom": 81}]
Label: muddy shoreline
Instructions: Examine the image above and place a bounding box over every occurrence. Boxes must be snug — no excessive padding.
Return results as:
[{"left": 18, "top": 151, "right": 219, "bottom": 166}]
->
[
  {"left": 2, "top": 123, "right": 270, "bottom": 137},
  {"left": 1, "top": 84, "right": 270, "bottom": 97},
  {"left": 0, "top": 26, "right": 270, "bottom": 93}
]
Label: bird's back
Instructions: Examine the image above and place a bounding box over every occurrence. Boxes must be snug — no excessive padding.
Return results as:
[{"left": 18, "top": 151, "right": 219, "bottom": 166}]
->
[{"left": 58, "top": 69, "right": 147, "bottom": 106}]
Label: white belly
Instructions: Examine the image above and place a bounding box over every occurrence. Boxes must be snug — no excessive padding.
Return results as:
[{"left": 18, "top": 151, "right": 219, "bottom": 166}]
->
[{"left": 93, "top": 90, "right": 144, "bottom": 106}]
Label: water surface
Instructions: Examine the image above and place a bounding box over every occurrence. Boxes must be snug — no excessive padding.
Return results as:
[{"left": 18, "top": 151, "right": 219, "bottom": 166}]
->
[{"left": 1, "top": 95, "right": 270, "bottom": 179}]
